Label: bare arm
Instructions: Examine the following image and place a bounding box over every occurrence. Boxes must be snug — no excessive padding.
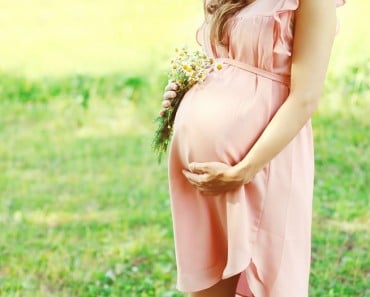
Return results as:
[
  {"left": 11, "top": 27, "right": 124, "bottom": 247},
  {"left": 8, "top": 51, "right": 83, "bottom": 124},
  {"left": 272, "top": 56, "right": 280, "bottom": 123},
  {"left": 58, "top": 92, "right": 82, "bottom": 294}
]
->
[
  {"left": 183, "top": 0, "right": 338, "bottom": 195},
  {"left": 232, "top": 0, "right": 337, "bottom": 181}
]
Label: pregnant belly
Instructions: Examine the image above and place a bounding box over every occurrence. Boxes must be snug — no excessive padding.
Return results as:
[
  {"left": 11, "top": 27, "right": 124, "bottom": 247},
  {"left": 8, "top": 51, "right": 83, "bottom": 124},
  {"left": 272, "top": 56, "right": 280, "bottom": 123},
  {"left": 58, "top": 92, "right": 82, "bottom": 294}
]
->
[{"left": 171, "top": 68, "right": 288, "bottom": 166}]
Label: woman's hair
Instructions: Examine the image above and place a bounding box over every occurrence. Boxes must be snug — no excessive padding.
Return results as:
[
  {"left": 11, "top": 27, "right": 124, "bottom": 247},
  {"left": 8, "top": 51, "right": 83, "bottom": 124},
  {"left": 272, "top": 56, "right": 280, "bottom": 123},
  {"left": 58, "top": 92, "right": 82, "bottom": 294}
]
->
[{"left": 205, "top": 0, "right": 252, "bottom": 45}]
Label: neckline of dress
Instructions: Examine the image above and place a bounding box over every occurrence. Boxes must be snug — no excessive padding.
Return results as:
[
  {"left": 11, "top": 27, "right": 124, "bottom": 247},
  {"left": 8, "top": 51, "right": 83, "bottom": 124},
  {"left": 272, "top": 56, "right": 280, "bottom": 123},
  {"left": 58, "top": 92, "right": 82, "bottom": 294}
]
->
[
  {"left": 234, "top": 0, "right": 262, "bottom": 17},
  {"left": 202, "top": 0, "right": 261, "bottom": 57}
]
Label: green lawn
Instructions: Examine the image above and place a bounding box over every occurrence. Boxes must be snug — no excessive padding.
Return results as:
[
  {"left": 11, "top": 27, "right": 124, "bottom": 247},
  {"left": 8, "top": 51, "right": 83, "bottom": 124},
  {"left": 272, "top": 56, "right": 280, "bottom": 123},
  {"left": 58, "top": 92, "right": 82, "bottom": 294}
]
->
[{"left": 0, "top": 0, "right": 369, "bottom": 296}]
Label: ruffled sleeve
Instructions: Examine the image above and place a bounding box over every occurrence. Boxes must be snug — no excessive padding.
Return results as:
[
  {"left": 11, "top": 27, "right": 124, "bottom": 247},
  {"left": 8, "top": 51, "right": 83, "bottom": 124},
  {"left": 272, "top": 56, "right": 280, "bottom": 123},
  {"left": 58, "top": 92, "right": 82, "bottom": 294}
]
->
[
  {"left": 272, "top": 0, "right": 299, "bottom": 56},
  {"left": 273, "top": 0, "right": 346, "bottom": 56}
]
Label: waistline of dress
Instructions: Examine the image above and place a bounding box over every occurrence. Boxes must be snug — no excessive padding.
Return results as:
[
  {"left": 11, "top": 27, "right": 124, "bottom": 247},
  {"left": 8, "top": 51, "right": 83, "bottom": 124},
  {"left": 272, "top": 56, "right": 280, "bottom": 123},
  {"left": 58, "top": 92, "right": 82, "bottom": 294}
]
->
[{"left": 215, "top": 58, "right": 291, "bottom": 87}]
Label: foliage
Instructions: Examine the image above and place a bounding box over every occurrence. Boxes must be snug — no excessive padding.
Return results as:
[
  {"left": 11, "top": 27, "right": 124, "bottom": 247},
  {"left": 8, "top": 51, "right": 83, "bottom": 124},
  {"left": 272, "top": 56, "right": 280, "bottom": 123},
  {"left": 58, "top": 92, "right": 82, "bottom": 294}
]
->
[
  {"left": 0, "top": 72, "right": 148, "bottom": 108},
  {"left": 152, "top": 48, "right": 214, "bottom": 161},
  {"left": 0, "top": 0, "right": 369, "bottom": 296},
  {"left": 0, "top": 63, "right": 369, "bottom": 296}
]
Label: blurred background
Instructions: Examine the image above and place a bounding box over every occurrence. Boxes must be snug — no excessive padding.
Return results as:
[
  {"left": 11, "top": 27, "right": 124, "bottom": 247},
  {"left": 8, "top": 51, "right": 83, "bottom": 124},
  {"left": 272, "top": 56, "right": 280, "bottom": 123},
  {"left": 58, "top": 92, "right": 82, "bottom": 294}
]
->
[{"left": 0, "top": 0, "right": 369, "bottom": 296}]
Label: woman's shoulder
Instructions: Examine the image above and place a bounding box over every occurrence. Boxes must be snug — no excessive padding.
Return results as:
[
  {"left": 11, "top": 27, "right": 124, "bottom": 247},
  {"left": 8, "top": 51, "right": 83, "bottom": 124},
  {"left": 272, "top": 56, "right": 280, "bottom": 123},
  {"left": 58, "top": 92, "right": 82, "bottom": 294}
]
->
[
  {"left": 235, "top": 0, "right": 298, "bottom": 19},
  {"left": 236, "top": 0, "right": 345, "bottom": 19}
]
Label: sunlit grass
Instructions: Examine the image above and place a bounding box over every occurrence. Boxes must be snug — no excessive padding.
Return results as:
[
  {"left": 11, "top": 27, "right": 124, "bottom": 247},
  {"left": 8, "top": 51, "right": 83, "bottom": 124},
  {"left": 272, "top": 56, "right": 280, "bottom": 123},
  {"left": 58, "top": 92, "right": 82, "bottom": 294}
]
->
[
  {"left": 0, "top": 97, "right": 176, "bottom": 296},
  {"left": 0, "top": 0, "right": 369, "bottom": 296},
  {"left": 1, "top": 92, "right": 369, "bottom": 297}
]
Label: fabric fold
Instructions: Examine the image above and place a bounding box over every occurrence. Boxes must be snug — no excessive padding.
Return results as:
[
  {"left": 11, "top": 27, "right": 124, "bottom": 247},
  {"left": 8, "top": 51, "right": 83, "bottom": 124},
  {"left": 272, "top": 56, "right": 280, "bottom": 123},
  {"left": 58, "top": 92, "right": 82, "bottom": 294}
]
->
[
  {"left": 169, "top": 0, "right": 345, "bottom": 296},
  {"left": 272, "top": 0, "right": 345, "bottom": 56},
  {"left": 272, "top": 0, "right": 298, "bottom": 56}
]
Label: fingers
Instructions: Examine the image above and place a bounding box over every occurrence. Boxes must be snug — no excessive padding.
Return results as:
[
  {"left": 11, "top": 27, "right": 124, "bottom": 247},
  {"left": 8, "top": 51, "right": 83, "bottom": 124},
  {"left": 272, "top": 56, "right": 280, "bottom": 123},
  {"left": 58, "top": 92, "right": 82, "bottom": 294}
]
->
[
  {"left": 162, "top": 100, "right": 171, "bottom": 108},
  {"left": 182, "top": 162, "right": 239, "bottom": 196},
  {"left": 182, "top": 170, "right": 220, "bottom": 196},
  {"left": 163, "top": 90, "right": 177, "bottom": 101},
  {"left": 182, "top": 170, "right": 208, "bottom": 186},
  {"left": 163, "top": 82, "right": 178, "bottom": 102},
  {"left": 189, "top": 162, "right": 211, "bottom": 174},
  {"left": 165, "top": 82, "right": 178, "bottom": 92},
  {"left": 162, "top": 83, "right": 178, "bottom": 112},
  {"left": 159, "top": 109, "right": 167, "bottom": 117}
]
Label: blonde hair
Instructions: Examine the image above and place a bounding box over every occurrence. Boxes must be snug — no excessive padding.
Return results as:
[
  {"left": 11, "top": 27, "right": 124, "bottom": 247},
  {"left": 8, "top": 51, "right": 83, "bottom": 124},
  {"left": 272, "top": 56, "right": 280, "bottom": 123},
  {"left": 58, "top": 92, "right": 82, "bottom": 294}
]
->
[{"left": 205, "top": 0, "right": 253, "bottom": 45}]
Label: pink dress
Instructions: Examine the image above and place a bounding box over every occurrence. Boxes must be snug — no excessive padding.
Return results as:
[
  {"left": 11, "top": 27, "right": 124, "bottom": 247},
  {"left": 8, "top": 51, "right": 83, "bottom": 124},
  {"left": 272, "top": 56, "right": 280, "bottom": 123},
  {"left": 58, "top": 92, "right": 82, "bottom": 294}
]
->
[{"left": 168, "top": 0, "right": 345, "bottom": 296}]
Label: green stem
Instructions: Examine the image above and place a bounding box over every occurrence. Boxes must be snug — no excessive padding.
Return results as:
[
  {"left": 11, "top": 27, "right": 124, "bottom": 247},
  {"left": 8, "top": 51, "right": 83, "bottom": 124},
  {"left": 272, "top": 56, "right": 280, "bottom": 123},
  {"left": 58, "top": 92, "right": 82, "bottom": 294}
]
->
[{"left": 152, "top": 88, "right": 187, "bottom": 162}]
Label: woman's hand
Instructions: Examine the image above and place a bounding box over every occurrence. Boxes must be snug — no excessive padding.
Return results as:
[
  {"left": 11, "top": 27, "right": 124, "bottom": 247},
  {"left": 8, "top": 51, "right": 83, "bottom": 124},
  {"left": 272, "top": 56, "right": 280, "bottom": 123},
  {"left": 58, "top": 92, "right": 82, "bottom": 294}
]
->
[
  {"left": 182, "top": 162, "right": 253, "bottom": 196},
  {"left": 160, "top": 82, "right": 178, "bottom": 115}
]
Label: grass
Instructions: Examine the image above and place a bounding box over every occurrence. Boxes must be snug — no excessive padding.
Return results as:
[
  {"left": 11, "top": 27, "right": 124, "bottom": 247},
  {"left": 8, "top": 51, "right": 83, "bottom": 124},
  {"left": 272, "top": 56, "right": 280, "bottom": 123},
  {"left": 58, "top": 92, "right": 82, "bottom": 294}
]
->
[
  {"left": 1, "top": 86, "right": 369, "bottom": 297},
  {"left": 0, "top": 98, "right": 176, "bottom": 296},
  {"left": 0, "top": 0, "right": 370, "bottom": 296}
]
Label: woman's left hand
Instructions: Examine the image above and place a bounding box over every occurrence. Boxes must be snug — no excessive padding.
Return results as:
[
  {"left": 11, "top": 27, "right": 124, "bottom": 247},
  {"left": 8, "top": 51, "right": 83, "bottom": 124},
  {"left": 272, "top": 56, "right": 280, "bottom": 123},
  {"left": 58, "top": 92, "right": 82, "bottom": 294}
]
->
[{"left": 182, "top": 162, "right": 250, "bottom": 196}]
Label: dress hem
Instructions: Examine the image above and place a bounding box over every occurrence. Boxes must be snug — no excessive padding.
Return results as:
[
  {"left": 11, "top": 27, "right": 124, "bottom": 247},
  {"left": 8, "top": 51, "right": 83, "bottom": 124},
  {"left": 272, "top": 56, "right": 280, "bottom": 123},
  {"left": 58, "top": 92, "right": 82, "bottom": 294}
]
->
[{"left": 176, "top": 258, "right": 263, "bottom": 297}]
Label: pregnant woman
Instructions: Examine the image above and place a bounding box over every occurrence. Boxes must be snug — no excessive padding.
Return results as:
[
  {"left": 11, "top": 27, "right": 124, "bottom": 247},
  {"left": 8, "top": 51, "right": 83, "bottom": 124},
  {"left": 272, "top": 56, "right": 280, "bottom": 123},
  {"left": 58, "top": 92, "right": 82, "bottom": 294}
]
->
[{"left": 162, "top": 0, "right": 345, "bottom": 296}]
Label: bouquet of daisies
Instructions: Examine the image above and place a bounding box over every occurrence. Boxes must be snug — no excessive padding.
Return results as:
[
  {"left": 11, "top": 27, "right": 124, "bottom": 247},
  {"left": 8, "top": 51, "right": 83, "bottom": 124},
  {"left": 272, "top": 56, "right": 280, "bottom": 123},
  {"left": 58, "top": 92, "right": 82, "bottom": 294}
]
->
[{"left": 152, "top": 47, "right": 218, "bottom": 161}]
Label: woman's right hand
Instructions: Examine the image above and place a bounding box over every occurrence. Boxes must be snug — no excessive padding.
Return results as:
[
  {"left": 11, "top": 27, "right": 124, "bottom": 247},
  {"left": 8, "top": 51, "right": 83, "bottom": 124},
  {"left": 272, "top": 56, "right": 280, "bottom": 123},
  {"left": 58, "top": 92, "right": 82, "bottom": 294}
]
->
[{"left": 161, "top": 82, "right": 178, "bottom": 112}]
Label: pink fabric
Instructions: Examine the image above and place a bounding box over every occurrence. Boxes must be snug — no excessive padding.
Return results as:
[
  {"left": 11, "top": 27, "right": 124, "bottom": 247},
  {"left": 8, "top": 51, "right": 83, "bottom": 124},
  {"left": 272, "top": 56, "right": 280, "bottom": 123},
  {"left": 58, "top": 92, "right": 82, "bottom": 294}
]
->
[{"left": 168, "top": 0, "right": 344, "bottom": 296}]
